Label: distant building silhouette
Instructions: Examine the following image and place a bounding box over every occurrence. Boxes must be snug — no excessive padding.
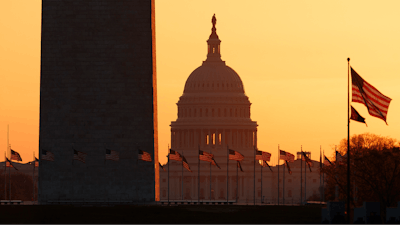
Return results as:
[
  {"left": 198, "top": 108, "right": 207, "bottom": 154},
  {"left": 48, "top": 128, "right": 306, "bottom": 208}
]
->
[{"left": 159, "top": 15, "right": 321, "bottom": 204}]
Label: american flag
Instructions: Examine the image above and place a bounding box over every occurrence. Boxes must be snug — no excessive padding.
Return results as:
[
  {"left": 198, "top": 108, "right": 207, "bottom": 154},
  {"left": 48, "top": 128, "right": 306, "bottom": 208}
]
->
[
  {"left": 73, "top": 149, "right": 87, "bottom": 163},
  {"left": 261, "top": 160, "right": 273, "bottom": 172},
  {"left": 229, "top": 149, "right": 244, "bottom": 161},
  {"left": 159, "top": 162, "right": 166, "bottom": 171},
  {"left": 42, "top": 150, "right": 55, "bottom": 161},
  {"left": 6, "top": 158, "right": 18, "bottom": 170},
  {"left": 351, "top": 67, "right": 391, "bottom": 124},
  {"left": 35, "top": 157, "right": 39, "bottom": 167},
  {"left": 350, "top": 105, "right": 367, "bottom": 125},
  {"left": 105, "top": 149, "right": 119, "bottom": 161},
  {"left": 237, "top": 161, "right": 244, "bottom": 172},
  {"left": 255, "top": 150, "right": 271, "bottom": 161},
  {"left": 324, "top": 155, "right": 332, "bottom": 166},
  {"left": 279, "top": 150, "right": 294, "bottom": 162},
  {"left": 182, "top": 156, "right": 192, "bottom": 172},
  {"left": 168, "top": 149, "right": 182, "bottom": 161},
  {"left": 138, "top": 150, "right": 152, "bottom": 162},
  {"left": 11, "top": 149, "right": 22, "bottom": 161},
  {"left": 199, "top": 150, "right": 213, "bottom": 163},
  {"left": 285, "top": 160, "right": 292, "bottom": 175}
]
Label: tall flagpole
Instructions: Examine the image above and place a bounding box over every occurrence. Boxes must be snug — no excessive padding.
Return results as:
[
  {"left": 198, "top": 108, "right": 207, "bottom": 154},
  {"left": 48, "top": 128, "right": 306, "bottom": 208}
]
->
[
  {"left": 301, "top": 146, "right": 303, "bottom": 205},
  {"left": 226, "top": 145, "right": 229, "bottom": 203},
  {"left": 253, "top": 146, "right": 255, "bottom": 205},
  {"left": 4, "top": 152, "right": 6, "bottom": 200},
  {"left": 277, "top": 145, "right": 279, "bottom": 205},
  {"left": 347, "top": 57, "right": 351, "bottom": 223}
]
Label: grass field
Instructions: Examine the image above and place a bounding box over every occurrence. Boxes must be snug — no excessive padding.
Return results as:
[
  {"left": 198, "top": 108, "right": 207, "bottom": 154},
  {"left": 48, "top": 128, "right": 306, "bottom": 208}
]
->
[{"left": 0, "top": 204, "right": 322, "bottom": 223}]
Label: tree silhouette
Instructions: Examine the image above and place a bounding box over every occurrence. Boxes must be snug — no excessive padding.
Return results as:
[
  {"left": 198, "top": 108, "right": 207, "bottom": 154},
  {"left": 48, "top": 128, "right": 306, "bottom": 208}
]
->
[{"left": 321, "top": 133, "right": 400, "bottom": 222}]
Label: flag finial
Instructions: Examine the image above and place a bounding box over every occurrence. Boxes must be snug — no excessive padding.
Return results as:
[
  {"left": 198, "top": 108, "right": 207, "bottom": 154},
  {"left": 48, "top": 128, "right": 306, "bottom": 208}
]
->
[{"left": 347, "top": 57, "right": 350, "bottom": 62}]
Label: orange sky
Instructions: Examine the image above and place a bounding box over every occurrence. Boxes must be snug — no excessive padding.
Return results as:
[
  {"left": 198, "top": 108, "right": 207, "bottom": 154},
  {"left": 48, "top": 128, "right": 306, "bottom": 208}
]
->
[{"left": 1, "top": 0, "right": 400, "bottom": 165}]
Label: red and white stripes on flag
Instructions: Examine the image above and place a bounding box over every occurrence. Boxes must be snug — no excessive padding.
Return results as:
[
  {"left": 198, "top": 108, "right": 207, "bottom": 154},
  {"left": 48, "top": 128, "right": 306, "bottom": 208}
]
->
[
  {"left": 351, "top": 67, "right": 391, "bottom": 123},
  {"left": 279, "top": 150, "right": 294, "bottom": 162},
  {"left": 41, "top": 150, "right": 55, "bottom": 161},
  {"left": 105, "top": 149, "right": 119, "bottom": 161},
  {"left": 229, "top": 149, "right": 244, "bottom": 161},
  {"left": 256, "top": 150, "right": 271, "bottom": 162},
  {"left": 138, "top": 150, "right": 152, "bottom": 162},
  {"left": 199, "top": 150, "right": 220, "bottom": 169},
  {"left": 73, "top": 149, "right": 87, "bottom": 163},
  {"left": 182, "top": 156, "right": 192, "bottom": 172},
  {"left": 11, "top": 149, "right": 22, "bottom": 161},
  {"left": 169, "top": 149, "right": 182, "bottom": 161}
]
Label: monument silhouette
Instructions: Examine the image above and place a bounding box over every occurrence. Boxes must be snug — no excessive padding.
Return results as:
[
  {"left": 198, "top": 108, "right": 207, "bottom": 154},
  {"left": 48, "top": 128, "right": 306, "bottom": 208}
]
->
[{"left": 39, "top": 0, "right": 158, "bottom": 204}]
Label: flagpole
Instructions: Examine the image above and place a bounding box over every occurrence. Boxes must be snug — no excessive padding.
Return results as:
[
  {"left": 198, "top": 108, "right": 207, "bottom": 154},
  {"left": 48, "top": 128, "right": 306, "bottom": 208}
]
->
[
  {"left": 323, "top": 149, "right": 325, "bottom": 202},
  {"left": 9, "top": 147, "right": 11, "bottom": 201},
  {"left": 277, "top": 145, "right": 279, "bottom": 206},
  {"left": 4, "top": 152, "right": 6, "bottom": 200},
  {"left": 181, "top": 150, "right": 183, "bottom": 201},
  {"left": 335, "top": 146, "right": 338, "bottom": 201},
  {"left": 261, "top": 160, "right": 263, "bottom": 204},
  {"left": 168, "top": 148, "right": 169, "bottom": 204},
  {"left": 347, "top": 57, "right": 351, "bottom": 223},
  {"left": 283, "top": 158, "right": 285, "bottom": 205},
  {"left": 236, "top": 160, "right": 238, "bottom": 202},
  {"left": 198, "top": 145, "right": 200, "bottom": 203},
  {"left": 33, "top": 152, "right": 35, "bottom": 202},
  {"left": 301, "top": 146, "right": 302, "bottom": 205},
  {"left": 210, "top": 147, "right": 212, "bottom": 201},
  {"left": 253, "top": 146, "right": 255, "bottom": 205},
  {"left": 226, "top": 145, "right": 229, "bottom": 204},
  {"left": 305, "top": 148, "right": 307, "bottom": 203},
  {"left": 320, "top": 146, "right": 321, "bottom": 202}
]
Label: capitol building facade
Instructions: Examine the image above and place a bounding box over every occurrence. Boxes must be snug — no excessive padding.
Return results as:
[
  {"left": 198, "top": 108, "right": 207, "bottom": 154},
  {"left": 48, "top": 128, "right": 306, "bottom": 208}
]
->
[{"left": 159, "top": 15, "right": 322, "bottom": 204}]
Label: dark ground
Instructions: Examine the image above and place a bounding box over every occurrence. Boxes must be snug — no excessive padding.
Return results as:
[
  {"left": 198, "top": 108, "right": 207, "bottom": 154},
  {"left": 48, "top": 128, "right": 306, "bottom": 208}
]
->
[{"left": 0, "top": 204, "right": 322, "bottom": 224}]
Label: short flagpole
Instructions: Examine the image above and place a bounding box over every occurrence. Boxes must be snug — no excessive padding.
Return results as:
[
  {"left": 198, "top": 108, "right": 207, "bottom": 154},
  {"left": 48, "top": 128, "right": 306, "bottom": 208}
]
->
[
  {"left": 278, "top": 145, "right": 279, "bottom": 205},
  {"left": 33, "top": 152, "right": 35, "bottom": 202},
  {"left": 283, "top": 158, "right": 285, "bottom": 205},
  {"left": 301, "top": 146, "right": 303, "bottom": 205},
  {"left": 253, "top": 146, "right": 255, "bottom": 205},
  {"left": 168, "top": 147, "right": 170, "bottom": 205},
  {"left": 226, "top": 145, "right": 229, "bottom": 203},
  {"left": 347, "top": 57, "right": 351, "bottom": 223},
  {"left": 198, "top": 145, "right": 200, "bottom": 203}
]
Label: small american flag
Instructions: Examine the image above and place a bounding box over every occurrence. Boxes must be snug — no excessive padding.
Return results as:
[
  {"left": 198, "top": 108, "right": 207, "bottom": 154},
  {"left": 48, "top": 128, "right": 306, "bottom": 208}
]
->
[
  {"left": 229, "top": 149, "right": 244, "bottom": 161},
  {"left": 138, "top": 150, "right": 152, "bottom": 162},
  {"left": 285, "top": 160, "right": 292, "bottom": 175},
  {"left": 6, "top": 158, "right": 18, "bottom": 170},
  {"left": 256, "top": 150, "right": 271, "bottom": 161},
  {"left": 182, "top": 156, "right": 192, "bottom": 172},
  {"left": 105, "top": 149, "right": 119, "bottom": 161},
  {"left": 11, "top": 149, "right": 22, "bottom": 161},
  {"left": 42, "top": 150, "right": 55, "bottom": 161},
  {"left": 35, "top": 157, "right": 39, "bottom": 167},
  {"left": 159, "top": 162, "right": 166, "bottom": 171},
  {"left": 199, "top": 150, "right": 214, "bottom": 163},
  {"left": 324, "top": 155, "right": 332, "bottom": 166},
  {"left": 279, "top": 150, "right": 294, "bottom": 162},
  {"left": 169, "top": 149, "right": 182, "bottom": 161},
  {"left": 301, "top": 151, "right": 313, "bottom": 169},
  {"left": 73, "top": 149, "right": 87, "bottom": 163}
]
